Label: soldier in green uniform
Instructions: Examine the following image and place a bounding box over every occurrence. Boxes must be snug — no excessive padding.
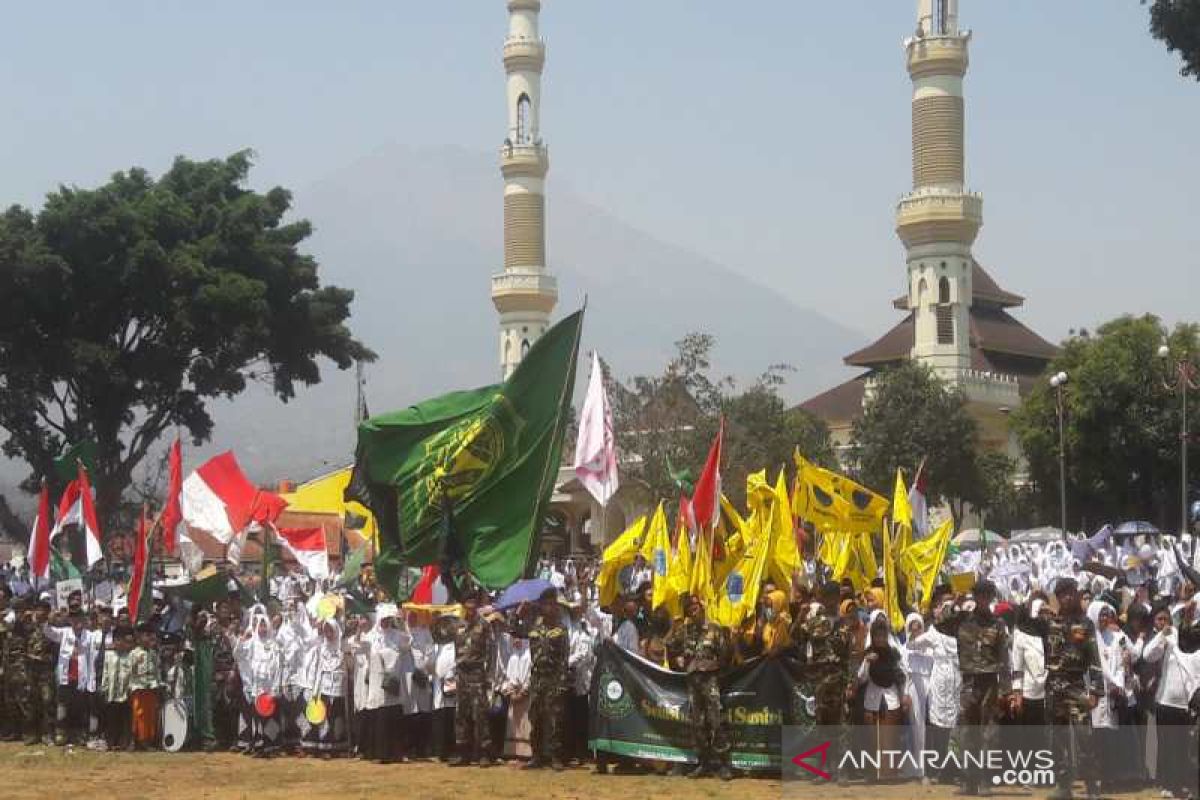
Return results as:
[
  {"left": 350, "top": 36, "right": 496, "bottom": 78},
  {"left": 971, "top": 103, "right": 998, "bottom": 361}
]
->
[
  {"left": 1045, "top": 577, "right": 1103, "bottom": 800},
  {"left": 792, "top": 582, "right": 854, "bottom": 784},
  {"left": 23, "top": 599, "right": 57, "bottom": 745},
  {"left": 516, "top": 589, "right": 569, "bottom": 771},
  {"left": 948, "top": 579, "right": 1010, "bottom": 797},
  {"left": 667, "top": 594, "right": 734, "bottom": 781},
  {"left": 0, "top": 587, "right": 11, "bottom": 740},
  {"left": 433, "top": 592, "right": 495, "bottom": 766}
]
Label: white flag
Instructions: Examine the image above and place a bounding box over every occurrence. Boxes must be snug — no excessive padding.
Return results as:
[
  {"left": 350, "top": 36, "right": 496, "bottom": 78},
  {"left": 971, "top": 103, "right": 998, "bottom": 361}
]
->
[{"left": 573, "top": 351, "right": 619, "bottom": 505}]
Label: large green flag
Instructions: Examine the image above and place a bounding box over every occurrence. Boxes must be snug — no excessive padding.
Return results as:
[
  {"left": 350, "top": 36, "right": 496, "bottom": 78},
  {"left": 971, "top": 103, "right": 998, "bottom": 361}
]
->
[{"left": 349, "top": 309, "right": 584, "bottom": 593}]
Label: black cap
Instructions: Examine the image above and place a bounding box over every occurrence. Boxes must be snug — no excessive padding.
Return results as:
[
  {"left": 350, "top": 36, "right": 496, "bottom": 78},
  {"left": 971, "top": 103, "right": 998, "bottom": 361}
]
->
[
  {"left": 974, "top": 580, "right": 998, "bottom": 601},
  {"left": 135, "top": 621, "right": 156, "bottom": 634}
]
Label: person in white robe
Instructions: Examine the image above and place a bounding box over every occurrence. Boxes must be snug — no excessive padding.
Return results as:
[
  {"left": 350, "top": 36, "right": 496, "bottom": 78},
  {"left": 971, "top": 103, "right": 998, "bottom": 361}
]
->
[
  {"left": 902, "top": 612, "right": 932, "bottom": 781},
  {"left": 276, "top": 603, "right": 315, "bottom": 753},
  {"left": 431, "top": 635, "right": 457, "bottom": 760},
  {"left": 233, "top": 604, "right": 283, "bottom": 755},
  {"left": 345, "top": 614, "right": 374, "bottom": 754},
  {"left": 300, "top": 619, "right": 349, "bottom": 754},
  {"left": 501, "top": 636, "right": 532, "bottom": 759},
  {"left": 363, "top": 604, "right": 408, "bottom": 762},
  {"left": 404, "top": 611, "right": 435, "bottom": 758},
  {"left": 906, "top": 600, "right": 961, "bottom": 783}
]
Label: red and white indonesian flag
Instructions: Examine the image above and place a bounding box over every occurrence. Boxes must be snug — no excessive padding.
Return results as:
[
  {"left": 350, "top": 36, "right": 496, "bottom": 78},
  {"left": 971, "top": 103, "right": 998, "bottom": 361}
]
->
[
  {"left": 27, "top": 483, "right": 51, "bottom": 580},
  {"left": 51, "top": 464, "right": 104, "bottom": 568},
  {"left": 276, "top": 526, "right": 329, "bottom": 580},
  {"left": 181, "top": 451, "right": 287, "bottom": 554},
  {"left": 573, "top": 350, "right": 619, "bottom": 506},
  {"left": 411, "top": 564, "right": 449, "bottom": 605}
]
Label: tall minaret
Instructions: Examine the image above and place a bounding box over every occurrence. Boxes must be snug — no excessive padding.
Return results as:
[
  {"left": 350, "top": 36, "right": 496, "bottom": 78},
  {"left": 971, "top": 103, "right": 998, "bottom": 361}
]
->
[
  {"left": 492, "top": 0, "right": 558, "bottom": 380},
  {"left": 896, "top": 0, "right": 982, "bottom": 383}
]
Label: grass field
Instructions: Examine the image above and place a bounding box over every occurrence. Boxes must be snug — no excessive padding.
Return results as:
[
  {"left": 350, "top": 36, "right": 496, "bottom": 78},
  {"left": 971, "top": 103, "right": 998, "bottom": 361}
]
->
[{"left": 0, "top": 744, "right": 1167, "bottom": 800}]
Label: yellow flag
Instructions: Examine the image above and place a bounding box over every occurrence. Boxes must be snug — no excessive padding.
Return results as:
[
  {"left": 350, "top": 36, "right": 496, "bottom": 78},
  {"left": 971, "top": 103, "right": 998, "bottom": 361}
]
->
[
  {"left": 792, "top": 451, "right": 848, "bottom": 531},
  {"left": 768, "top": 470, "right": 800, "bottom": 590},
  {"left": 882, "top": 516, "right": 905, "bottom": 633},
  {"left": 892, "top": 468, "right": 913, "bottom": 554},
  {"left": 597, "top": 515, "right": 647, "bottom": 607},
  {"left": 667, "top": 507, "right": 693, "bottom": 612},
  {"left": 828, "top": 471, "right": 890, "bottom": 535},
  {"left": 793, "top": 449, "right": 889, "bottom": 535},
  {"left": 899, "top": 518, "right": 955, "bottom": 611},
  {"left": 646, "top": 503, "right": 676, "bottom": 612},
  {"left": 713, "top": 508, "right": 770, "bottom": 628},
  {"left": 712, "top": 495, "right": 745, "bottom": 588}
]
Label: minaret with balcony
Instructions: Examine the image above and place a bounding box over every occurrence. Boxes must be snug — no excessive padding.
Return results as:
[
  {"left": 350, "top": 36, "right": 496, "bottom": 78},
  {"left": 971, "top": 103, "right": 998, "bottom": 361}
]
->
[
  {"left": 492, "top": 0, "right": 558, "bottom": 379},
  {"left": 896, "top": 0, "right": 981, "bottom": 384}
]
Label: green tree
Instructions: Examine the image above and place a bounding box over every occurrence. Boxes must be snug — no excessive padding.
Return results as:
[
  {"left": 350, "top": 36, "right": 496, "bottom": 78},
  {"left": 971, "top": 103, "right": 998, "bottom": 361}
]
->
[
  {"left": 974, "top": 451, "right": 1035, "bottom": 534},
  {"left": 0, "top": 151, "right": 374, "bottom": 530},
  {"left": 1012, "top": 314, "right": 1197, "bottom": 531},
  {"left": 849, "top": 361, "right": 981, "bottom": 526},
  {"left": 608, "top": 334, "right": 833, "bottom": 509},
  {"left": 1143, "top": 0, "right": 1200, "bottom": 80}
]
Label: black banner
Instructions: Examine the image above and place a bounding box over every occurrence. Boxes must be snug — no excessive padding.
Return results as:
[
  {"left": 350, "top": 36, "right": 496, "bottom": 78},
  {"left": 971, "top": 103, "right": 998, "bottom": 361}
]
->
[{"left": 587, "top": 640, "right": 815, "bottom": 770}]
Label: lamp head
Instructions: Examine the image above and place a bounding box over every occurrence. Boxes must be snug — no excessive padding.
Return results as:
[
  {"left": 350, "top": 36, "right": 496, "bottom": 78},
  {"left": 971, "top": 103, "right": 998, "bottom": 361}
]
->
[{"left": 1158, "top": 344, "right": 1171, "bottom": 359}]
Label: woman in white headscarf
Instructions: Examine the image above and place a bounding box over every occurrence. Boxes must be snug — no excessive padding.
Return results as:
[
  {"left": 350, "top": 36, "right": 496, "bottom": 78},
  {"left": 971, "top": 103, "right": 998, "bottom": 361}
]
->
[
  {"left": 1086, "top": 600, "right": 1137, "bottom": 789},
  {"left": 364, "top": 604, "right": 408, "bottom": 763},
  {"left": 300, "top": 619, "right": 349, "bottom": 755},
  {"left": 902, "top": 612, "right": 932, "bottom": 781},
  {"left": 234, "top": 604, "right": 283, "bottom": 756},
  {"left": 906, "top": 599, "right": 961, "bottom": 783},
  {"left": 501, "top": 634, "right": 532, "bottom": 759},
  {"left": 276, "top": 603, "right": 316, "bottom": 754},
  {"left": 403, "top": 610, "right": 435, "bottom": 758}
]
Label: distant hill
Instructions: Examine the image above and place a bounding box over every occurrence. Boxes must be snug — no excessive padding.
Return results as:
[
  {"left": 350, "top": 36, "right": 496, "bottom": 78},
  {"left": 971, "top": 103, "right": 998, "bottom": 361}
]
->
[{"left": 0, "top": 143, "right": 864, "bottom": 508}]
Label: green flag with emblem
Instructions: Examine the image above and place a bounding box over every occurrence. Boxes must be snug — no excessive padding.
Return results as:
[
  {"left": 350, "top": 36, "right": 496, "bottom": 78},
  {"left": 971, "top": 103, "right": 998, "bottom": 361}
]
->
[{"left": 348, "top": 309, "right": 584, "bottom": 593}]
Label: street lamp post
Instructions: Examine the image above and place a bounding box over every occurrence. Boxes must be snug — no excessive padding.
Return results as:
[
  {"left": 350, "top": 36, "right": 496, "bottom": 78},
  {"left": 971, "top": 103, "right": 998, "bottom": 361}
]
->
[
  {"left": 1049, "top": 371, "right": 1069, "bottom": 536},
  {"left": 1158, "top": 344, "right": 1196, "bottom": 535}
]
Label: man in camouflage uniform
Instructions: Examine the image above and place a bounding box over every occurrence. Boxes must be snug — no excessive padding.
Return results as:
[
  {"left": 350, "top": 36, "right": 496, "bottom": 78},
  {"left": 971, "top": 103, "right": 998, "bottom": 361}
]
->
[
  {"left": 0, "top": 591, "right": 21, "bottom": 741},
  {"left": 950, "top": 579, "right": 1010, "bottom": 797},
  {"left": 0, "top": 588, "right": 11, "bottom": 740},
  {"left": 23, "top": 599, "right": 57, "bottom": 745},
  {"left": 1045, "top": 577, "right": 1103, "bottom": 800},
  {"left": 433, "top": 592, "right": 494, "bottom": 766},
  {"left": 668, "top": 594, "right": 734, "bottom": 781},
  {"left": 517, "top": 589, "right": 569, "bottom": 771},
  {"left": 792, "top": 582, "right": 854, "bottom": 784}
]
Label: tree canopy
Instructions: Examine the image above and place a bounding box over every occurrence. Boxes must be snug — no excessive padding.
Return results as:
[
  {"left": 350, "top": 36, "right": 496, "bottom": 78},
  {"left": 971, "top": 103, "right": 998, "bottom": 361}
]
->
[
  {"left": 0, "top": 151, "right": 374, "bottom": 530},
  {"left": 607, "top": 333, "right": 834, "bottom": 509},
  {"left": 1012, "top": 314, "right": 1197, "bottom": 532},
  {"left": 1144, "top": 0, "right": 1200, "bottom": 80},
  {"left": 849, "top": 361, "right": 983, "bottom": 526}
]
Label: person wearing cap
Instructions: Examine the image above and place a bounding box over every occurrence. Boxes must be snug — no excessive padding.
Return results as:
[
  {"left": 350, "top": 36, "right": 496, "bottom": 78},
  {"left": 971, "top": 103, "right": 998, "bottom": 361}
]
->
[
  {"left": 432, "top": 590, "right": 494, "bottom": 766},
  {"left": 99, "top": 626, "right": 135, "bottom": 751},
  {"left": 947, "top": 579, "right": 1011, "bottom": 797},
  {"left": 4, "top": 598, "right": 34, "bottom": 744},
  {"left": 21, "top": 598, "right": 56, "bottom": 746},
  {"left": 513, "top": 588, "right": 569, "bottom": 771},
  {"left": 793, "top": 582, "right": 854, "bottom": 785},
  {"left": 43, "top": 608, "right": 100, "bottom": 746},
  {"left": 128, "top": 621, "right": 162, "bottom": 750},
  {"left": 1044, "top": 577, "right": 1103, "bottom": 800},
  {"left": 670, "top": 593, "right": 733, "bottom": 781}
]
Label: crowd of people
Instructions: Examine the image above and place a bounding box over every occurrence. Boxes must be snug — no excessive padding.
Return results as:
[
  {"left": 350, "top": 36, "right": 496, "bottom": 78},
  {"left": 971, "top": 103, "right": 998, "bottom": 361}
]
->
[{"left": 0, "top": 535, "right": 1198, "bottom": 799}]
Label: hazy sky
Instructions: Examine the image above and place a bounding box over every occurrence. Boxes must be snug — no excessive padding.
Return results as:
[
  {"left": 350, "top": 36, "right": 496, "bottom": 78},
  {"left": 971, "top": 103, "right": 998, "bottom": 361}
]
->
[{"left": 2, "top": 0, "right": 1197, "bottom": 350}]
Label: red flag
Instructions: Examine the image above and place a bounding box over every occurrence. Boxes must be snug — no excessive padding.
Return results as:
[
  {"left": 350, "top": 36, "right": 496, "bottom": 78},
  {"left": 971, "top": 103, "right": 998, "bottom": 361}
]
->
[
  {"left": 276, "top": 526, "right": 330, "bottom": 580},
  {"left": 180, "top": 451, "right": 288, "bottom": 544},
  {"left": 161, "top": 437, "right": 183, "bottom": 556},
  {"left": 690, "top": 419, "right": 724, "bottom": 530},
  {"left": 76, "top": 464, "right": 104, "bottom": 567},
  {"left": 28, "top": 482, "right": 52, "bottom": 580},
  {"left": 128, "top": 508, "right": 150, "bottom": 624}
]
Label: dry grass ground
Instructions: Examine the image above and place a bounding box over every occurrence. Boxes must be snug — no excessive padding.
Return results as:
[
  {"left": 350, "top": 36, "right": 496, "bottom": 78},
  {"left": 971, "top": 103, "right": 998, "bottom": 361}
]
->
[{"left": 0, "top": 744, "right": 1166, "bottom": 800}]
